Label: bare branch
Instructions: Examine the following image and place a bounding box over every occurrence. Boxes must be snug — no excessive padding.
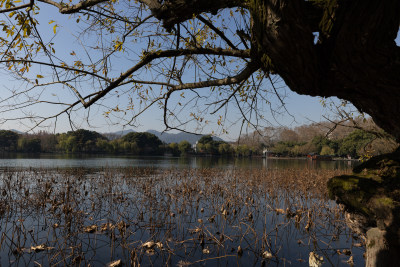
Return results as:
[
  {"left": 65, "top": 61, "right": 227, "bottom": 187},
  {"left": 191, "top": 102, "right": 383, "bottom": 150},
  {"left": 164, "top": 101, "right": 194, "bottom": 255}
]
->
[
  {"left": 210, "top": 79, "right": 246, "bottom": 115},
  {"left": 0, "top": 0, "right": 34, "bottom": 13},
  {"left": 167, "top": 62, "right": 258, "bottom": 93},
  {"left": 0, "top": 59, "right": 110, "bottom": 82},
  {"left": 38, "top": 0, "right": 108, "bottom": 14},
  {"left": 84, "top": 47, "right": 251, "bottom": 108},
  {"left": 197, "top": 15, "right": 238, "bottom": 50},
  {"left": 163, "top": 62, "right": 258, "bottom": 130},
  {"left": 322, "top": 112, "right": 393, "bottom": 140}
]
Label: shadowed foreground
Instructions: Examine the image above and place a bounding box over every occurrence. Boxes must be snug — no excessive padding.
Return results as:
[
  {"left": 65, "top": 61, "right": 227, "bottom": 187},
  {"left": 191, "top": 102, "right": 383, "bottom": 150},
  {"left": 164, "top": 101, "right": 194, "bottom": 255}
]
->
[
  {"left": 0, "top": 167, "right": 363, "bottom": 266},
  {"left": 329, "top": 150, "right": 400, "bottom": 266}
]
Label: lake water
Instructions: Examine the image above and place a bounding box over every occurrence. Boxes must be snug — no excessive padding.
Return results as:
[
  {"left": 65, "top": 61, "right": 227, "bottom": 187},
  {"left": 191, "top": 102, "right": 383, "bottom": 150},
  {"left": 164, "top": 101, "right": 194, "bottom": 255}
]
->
[
  {"left": 0, "top": 153, "right": 357, "bottom": 169},
  {"left": 0, "top": 155, "right": 363, "bottom": 266}
]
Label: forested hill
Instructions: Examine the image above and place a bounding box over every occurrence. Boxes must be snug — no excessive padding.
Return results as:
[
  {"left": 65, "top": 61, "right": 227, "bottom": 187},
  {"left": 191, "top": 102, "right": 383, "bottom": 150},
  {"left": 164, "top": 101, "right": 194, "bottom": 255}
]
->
[
  {"left": 0, "top": 129, "right": 227, "bottom": 156},
  {"left": 105, "top": 129, "right": 224, "bottom": 144},
  {"left": 1, "top": 118, "right": 398, "bottom": 158}
]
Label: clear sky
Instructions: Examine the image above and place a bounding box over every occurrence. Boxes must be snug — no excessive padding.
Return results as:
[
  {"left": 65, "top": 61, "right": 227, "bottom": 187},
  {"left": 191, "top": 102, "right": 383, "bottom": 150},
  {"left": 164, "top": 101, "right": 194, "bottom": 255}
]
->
[{"left": 0, "top": 4, "right": 399, "bottom": 141}]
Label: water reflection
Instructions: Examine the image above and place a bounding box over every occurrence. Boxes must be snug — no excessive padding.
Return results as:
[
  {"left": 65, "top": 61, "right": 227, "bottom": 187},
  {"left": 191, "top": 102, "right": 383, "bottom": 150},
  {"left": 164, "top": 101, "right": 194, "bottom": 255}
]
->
[
  {"left": 0, "top": 153, "right": 358, "bottom": 169},
  {"left": 0, "top": 167, "right": 363, "bottom": 266}
]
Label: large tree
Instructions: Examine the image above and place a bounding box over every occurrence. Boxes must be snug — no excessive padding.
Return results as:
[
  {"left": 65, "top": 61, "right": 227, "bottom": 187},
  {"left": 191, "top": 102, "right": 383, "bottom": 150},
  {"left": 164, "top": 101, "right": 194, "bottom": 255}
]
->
[{"left": 0, "top": 0, "right": 399, "bottom": 141}]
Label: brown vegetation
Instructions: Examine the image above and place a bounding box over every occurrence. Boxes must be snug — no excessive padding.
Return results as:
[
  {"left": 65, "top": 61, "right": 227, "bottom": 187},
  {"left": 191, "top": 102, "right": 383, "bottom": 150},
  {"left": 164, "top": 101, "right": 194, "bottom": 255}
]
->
[{"left": 0, "top": 167, "right": 364, "bottom": 265}]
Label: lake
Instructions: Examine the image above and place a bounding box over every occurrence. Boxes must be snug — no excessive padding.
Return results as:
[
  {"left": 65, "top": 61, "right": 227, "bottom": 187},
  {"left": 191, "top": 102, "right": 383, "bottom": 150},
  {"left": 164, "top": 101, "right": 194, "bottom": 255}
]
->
[
  {"left": 0, "top": 155, "right": 363, "bottom": 266},
  {"left": 0, "top": 153, "right": 357, "bottom": 169}
]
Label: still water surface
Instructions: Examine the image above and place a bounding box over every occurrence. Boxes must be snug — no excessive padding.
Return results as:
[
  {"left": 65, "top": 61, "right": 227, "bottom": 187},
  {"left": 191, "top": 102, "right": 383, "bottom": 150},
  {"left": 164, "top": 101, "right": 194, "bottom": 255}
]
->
[{"left": 0, "top": 153, "right": 357, "bottom": 169}]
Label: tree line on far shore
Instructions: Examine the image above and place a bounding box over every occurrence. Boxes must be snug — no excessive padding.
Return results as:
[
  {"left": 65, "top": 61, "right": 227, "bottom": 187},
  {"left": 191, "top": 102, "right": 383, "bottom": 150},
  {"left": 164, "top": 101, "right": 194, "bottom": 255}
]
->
[
  {"left": 0, "top": 129, "right": 204, "bottom": 156},
  {"left": 0, "top": 119, "right": 397, "bottom": 158},
  {"left": 0, "top": 129, "right": 236, "bottom": 157},
  {"left": 238, "top": 118, "right": 398, "bottom": 158}
]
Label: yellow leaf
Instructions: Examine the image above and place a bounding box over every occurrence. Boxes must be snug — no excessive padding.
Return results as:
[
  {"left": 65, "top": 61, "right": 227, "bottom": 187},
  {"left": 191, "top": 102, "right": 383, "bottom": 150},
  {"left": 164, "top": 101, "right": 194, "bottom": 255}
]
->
[
  {"left": 53, "top": 25, "right": 58, "bottom": 34},
  {"left": 36, "top": 74, "right": 44, "bottom": 78}
]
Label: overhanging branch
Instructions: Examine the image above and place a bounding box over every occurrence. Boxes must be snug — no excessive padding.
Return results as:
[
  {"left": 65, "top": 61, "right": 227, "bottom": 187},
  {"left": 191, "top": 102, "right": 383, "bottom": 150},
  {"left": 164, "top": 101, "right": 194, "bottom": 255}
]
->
[
  {"left": 38, "top": 0, "right": 108, "bottom": 13},
  {"left": 0, "top": 0, "right": 34, "bottom": 13},
  {"left": 0, "top": 59, "right": 110, "bottom": 82},
  {"left": 163, "top": 61, "right": 259, "bottom": 129},
  {"left": 83, "top": 47, "right": 250, "bottom": 108},
  {"left": 167, "top": 62, "right": 258, "bottom": 94}
]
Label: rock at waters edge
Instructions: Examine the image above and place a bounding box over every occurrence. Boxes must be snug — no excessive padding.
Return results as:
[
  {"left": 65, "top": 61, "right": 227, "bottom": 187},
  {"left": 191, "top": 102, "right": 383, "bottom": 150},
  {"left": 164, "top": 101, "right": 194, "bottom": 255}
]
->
[{"left": 328, "top": 150, "right": 400, "bottom": 267}]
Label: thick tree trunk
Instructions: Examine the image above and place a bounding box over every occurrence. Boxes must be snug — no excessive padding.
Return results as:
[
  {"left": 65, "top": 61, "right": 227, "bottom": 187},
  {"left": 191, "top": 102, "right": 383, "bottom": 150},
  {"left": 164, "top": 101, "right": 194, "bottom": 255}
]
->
[{"left": 248, "top": 0, "right": 400, "bottom": 141}]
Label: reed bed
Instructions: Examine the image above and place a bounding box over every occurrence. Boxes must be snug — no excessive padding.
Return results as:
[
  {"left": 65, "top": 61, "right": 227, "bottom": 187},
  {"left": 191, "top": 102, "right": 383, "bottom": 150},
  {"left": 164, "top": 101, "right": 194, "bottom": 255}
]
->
[{"left": 0, "top": 167, "right": 364, "bottom": 266}]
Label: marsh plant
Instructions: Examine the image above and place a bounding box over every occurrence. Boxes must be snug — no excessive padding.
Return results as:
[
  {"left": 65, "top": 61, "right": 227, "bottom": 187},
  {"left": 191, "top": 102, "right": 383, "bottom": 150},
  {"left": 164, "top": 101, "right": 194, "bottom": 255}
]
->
[{"left": 0, "top": 167, "right": 364, "bottom": 266}]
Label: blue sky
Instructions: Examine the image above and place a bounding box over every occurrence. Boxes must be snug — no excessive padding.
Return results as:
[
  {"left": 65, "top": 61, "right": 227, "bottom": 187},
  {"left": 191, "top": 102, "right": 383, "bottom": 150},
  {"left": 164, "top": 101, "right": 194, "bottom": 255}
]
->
[{"left": 1, "top": 4, "right": 399, "bottom": 141}]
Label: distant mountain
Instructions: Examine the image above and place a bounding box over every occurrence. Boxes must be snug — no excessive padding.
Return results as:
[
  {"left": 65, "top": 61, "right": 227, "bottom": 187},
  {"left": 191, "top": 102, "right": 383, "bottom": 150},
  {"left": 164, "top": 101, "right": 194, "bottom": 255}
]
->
[
  {"left": 9, "top": 129, "right": 24, "bottom": 134},
  {"left": 103, "top": 129, "right": 135, "bottom": 140},
  {"left": 112, "top": 129, "right": 136, "bottom": 136},
  {"left": 104, "top": 129, "right": 224, "bottom": 144},
  {"left": 147, "top": 130, "right": 224, "bottom": 144}
]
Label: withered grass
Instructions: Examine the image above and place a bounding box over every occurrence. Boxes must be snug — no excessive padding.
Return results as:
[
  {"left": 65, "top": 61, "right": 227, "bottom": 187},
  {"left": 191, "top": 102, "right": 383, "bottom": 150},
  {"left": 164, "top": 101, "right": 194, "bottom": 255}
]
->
[{"left": 0, "top": 167, "right": 364, "bottom": 266}]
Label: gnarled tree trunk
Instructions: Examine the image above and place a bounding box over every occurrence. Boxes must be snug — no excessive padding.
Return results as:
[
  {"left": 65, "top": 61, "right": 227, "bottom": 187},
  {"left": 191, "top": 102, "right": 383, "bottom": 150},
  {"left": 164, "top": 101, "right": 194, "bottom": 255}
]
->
[{"left": 248, "top": 0, "right": 400, "bottom": 141}]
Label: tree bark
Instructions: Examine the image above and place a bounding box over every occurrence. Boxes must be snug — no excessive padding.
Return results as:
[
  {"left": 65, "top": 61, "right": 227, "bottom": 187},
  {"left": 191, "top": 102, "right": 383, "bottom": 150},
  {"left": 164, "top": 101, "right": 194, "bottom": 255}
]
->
[
  {"left": 248, "top": 0, "right": 400, "bottom": 141},
  {"left": 141, "top": 0, "right": 244, "bottom": 30}
]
